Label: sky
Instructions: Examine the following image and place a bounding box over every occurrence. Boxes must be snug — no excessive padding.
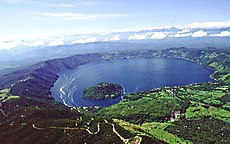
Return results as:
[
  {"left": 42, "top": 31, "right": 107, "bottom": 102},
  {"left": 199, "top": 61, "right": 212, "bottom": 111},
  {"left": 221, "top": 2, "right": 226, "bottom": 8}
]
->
[{"left": 0, "top": 0, "right": 230, "bottom": 49}]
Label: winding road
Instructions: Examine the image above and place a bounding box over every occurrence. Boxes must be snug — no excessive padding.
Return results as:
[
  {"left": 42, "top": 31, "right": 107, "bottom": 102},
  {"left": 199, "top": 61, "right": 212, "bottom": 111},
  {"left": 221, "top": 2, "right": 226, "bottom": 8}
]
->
[
  {"left": 0, "top": 109, "right": 6, "bottom": 116},
  {"left": 32, "top": 119, "right": 142, "bottom": 144},
  {"left": 32, "top": 122, "right": 101, "bottom": 135}
]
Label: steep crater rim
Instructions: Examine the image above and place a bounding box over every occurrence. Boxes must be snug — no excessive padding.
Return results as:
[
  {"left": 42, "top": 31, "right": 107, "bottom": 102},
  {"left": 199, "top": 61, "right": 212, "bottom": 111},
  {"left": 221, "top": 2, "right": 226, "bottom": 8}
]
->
[{"left": 0, "top": 47, "right": 227, "bottom": 106}]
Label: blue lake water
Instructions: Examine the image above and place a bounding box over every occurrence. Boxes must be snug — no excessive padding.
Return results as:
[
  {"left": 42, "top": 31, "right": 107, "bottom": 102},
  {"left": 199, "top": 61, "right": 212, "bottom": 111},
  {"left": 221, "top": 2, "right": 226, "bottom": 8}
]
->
[{"left": 51, "top": 58, "right": 215, "bottom": 107}]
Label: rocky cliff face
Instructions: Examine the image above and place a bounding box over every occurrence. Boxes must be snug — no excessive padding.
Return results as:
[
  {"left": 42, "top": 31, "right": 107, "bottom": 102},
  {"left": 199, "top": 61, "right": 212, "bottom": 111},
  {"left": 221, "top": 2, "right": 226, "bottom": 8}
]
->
[{"left": 0, "top": 53, "right": 102, "bottom": 99}]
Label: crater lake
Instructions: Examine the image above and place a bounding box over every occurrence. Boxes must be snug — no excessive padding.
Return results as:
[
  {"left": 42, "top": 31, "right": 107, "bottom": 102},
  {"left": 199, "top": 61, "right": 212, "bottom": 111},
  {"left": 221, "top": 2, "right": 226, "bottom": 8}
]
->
[{"left": 51, "top": 58, "right": 215, "bottom": 107}]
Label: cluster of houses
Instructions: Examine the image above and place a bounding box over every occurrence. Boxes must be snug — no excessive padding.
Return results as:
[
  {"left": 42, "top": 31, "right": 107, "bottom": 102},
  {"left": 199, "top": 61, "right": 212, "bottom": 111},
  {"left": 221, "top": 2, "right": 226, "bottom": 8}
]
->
[{"left": 170, "top": 111, "right": 181, "bottom": 121}]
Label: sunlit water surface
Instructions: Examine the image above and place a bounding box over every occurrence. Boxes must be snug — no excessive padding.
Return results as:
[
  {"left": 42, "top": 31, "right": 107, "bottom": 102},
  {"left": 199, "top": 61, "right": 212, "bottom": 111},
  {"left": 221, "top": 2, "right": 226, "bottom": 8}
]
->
[{"left": 51, "top": 58, "right": 214, "bottom": 107}]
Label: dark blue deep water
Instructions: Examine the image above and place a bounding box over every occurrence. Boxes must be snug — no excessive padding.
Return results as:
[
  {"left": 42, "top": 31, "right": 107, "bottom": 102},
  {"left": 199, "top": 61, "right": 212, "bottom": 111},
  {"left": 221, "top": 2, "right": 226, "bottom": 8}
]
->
[{"left": 51, "top": 58, "right": 215, "bottom": 107}]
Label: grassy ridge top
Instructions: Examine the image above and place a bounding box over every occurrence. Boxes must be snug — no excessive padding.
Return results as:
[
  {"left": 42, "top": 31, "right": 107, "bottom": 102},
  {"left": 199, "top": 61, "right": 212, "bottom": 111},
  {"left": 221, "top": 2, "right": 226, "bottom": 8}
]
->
[{"left": 98, "top": 83, "right": 229, "bottom": 143}]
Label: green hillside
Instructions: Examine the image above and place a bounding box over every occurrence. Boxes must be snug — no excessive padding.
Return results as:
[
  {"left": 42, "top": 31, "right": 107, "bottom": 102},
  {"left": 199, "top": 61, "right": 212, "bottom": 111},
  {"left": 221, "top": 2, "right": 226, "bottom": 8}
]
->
[{"left": 0, "top": 47, "right": 229, "bottom": 143}]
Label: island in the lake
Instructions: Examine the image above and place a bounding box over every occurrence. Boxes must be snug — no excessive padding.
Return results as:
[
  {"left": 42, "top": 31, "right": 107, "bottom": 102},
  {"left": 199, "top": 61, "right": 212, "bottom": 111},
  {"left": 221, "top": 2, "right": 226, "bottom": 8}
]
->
[{"left": 83, "top": 83, "right": 123, "bottom": 100}]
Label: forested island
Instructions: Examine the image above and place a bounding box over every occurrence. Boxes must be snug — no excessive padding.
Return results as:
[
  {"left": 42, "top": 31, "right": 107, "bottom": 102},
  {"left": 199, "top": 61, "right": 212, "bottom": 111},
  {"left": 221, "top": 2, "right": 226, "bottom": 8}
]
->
[{"left": 83, "top": 83, "right": 123, "bottom": 100}]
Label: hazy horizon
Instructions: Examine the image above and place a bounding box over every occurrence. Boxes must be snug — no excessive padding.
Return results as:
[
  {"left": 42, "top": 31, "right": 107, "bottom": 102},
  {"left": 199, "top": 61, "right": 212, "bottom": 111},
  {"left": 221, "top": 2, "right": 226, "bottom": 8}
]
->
[{"left": 0, "top": 0, "right": 230, "bottom": 50}]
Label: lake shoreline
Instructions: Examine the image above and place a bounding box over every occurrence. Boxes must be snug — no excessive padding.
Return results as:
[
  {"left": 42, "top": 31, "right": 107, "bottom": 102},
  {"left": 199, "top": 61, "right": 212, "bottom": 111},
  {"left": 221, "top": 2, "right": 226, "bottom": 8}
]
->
[
  {"left": 1, "top": 47, "right": 226, "bottom": 107},
  {"left": 52, "top": 57, "right": 215, "bottom": 107}
]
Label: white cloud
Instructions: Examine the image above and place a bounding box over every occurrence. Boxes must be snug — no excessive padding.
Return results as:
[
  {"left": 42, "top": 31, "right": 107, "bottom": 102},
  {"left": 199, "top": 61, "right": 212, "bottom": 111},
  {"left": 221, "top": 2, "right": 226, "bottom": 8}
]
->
[
  {"left": 150, "top": 32, "right": 166, "bottom": 39},
  {"left": 39, "top": 12, "right": 80, "bottom": 17},
  {"left": 191, "top": 30, "right": 207, "bottom": 37},
  {"left": 128, "top": 32, "right": 167, "bottom": 40},
  {"left": 210, "top": 31, "right": 230, "bottom": 37},
  {"left": 186, "top": 21, "right": 230, "bottom": 29},
  {"left": 48, "top": 39, "right": 64, "bottom": 46},
  {"left": 177, "top": 29, "right": 191, "bottom": 34},
  {"left": 23, "top": 40, "right": 45, "bottom": 47},
  {"left": 38, "top": 12, "right": 127, "bottom": 20},
  {"left": 171, "top": 33, "right": 191, "bottom": 37},
  {"left": 98, "top": 32, "right": 110, "bottom": 36},
  {"left": 128, "top": 35, "right": 134, "bottom": 40},
  {"left": 77, "top": 1, "right": 100, "bottom": 6},
  {"left": 48, "top": 3, "right": 74, "bottom": 8},
  {"left": 71, "top": 37, "right": 97, "bottom": 44},
  {"left": 71, "top": 13, "right": 127, "bottom": 20},
  {"left": 109, "top": 35, "right": 120, "bottom": 41},
  {"left": 2, "top": 20, "right": 230, "bottom": 50},
  {"left": 0, "top": 0, "right": 30, "bottom": 4},
  {"left": 168, "top": 29, "right": 191, "bottom": 37},
  {"left": 114, "top": 21, "right": 230, "bottom": 33},
  {"left": 0, "top": 41, "right": 17, "bottom": 50},
  {"left": 128, "top": 34, "right": 147, "bottom": 40},
  {"left": 76, "top": 1, "right": 116, "bottom": 7}
]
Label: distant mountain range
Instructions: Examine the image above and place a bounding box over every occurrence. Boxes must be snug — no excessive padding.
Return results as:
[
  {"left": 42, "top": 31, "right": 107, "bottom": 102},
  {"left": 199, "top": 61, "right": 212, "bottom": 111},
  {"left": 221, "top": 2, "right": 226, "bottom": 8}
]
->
[
  {"left": 1, "top": 25, "right": 230, "bottom": 50},
  {"left": 0, "top": 25, "right": 230, "bottom": 75}
]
